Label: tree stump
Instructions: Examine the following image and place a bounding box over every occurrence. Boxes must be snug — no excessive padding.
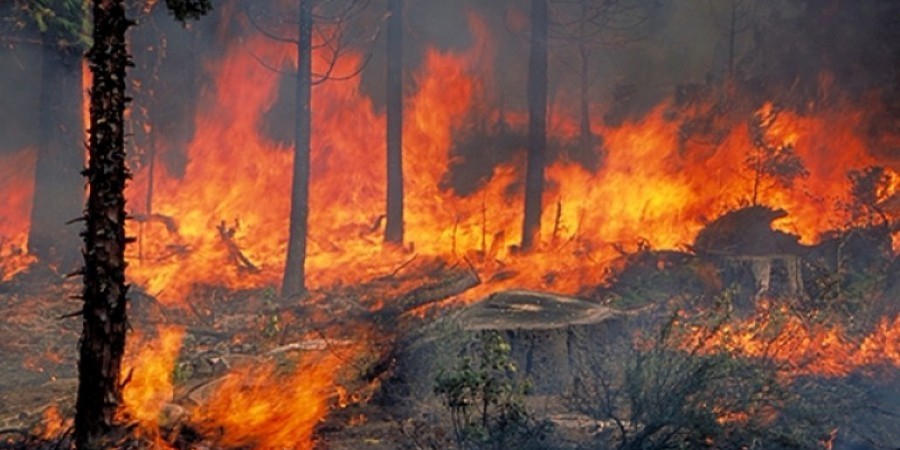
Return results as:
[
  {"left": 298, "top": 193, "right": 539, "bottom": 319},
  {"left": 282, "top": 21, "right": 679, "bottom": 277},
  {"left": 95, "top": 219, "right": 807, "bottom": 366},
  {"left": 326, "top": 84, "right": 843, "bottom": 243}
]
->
[
  {"left": 384, "top": 290, "right": 626, "bottom": 404},
  {"left": 460, "top": 290, "right": 626, "bottom": 394}
]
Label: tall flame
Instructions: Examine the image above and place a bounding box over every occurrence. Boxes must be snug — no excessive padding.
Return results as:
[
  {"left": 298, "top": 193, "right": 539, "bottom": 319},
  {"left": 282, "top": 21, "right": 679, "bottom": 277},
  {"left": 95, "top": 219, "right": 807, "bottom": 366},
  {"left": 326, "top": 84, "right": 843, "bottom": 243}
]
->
[
  {"left": 121, "top": 325, "right": 185, "bottom": 443},
  {"left": 114, "top": 14, "right": 897, "bottom": 306},
  {"left": 0, "top": 148, "right": 36, "bottom": 281}
]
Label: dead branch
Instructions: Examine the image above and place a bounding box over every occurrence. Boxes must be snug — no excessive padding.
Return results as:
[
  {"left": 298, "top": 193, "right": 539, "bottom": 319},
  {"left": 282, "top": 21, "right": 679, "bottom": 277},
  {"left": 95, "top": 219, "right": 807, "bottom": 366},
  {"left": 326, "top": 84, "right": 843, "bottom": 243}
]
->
[
  {"left": 216, "top": 220, "right": 260, "bottom": 274},
  {"left": 130, "top": 213, "right": 179, "bottom": 235}
]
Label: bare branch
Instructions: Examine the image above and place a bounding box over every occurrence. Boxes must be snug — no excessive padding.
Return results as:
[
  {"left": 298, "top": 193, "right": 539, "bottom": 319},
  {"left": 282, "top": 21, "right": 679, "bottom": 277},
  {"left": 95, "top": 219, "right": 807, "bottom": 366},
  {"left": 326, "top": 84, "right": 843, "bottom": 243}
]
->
[
  {"left": 246, "top": 7, "right": 299, "bottom": 45},
  {"left": 245, "top": 45, "right": 296, "bottom": 77}
]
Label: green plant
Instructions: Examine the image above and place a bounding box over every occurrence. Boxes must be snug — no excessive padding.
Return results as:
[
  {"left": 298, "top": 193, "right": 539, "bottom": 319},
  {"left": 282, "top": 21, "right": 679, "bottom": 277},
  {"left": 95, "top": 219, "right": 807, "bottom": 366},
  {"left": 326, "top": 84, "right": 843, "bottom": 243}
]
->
[
  {"left": 260, "top": 287, "right": 282, "bottom": 339},
  {"left": 434, "top": 331, "right": 549, "bottom": 450}
]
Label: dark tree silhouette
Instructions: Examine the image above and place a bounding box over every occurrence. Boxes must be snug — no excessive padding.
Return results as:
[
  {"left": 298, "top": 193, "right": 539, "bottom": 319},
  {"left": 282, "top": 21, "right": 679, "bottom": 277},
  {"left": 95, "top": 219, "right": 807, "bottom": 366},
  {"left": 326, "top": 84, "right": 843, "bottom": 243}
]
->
[
  {"left": 75, "top": 1, "right": 133, "bottom": 445},
  {"left": 282, "top": 0, "right": 314, "bottom": 298},
  {"left": 521, "top": 0, "right": 548, "bottom": 251},
  {"left": 18, "top": 0, "right": 86, "bottom": 270},
  {"left": 246, "top": 0, "right": 376, "bottom": 297},
  {"left": 551, "top": 0, "right": 656, "bottom": 163},
  {"left": 74, "top": 1, "right": 208, "bottom": 447},
  {"left": 745, "top": 106, "right": 808, "bottom": 206},
  {"left": 384, "top": 0, "right": 404, "bottom": 245}
]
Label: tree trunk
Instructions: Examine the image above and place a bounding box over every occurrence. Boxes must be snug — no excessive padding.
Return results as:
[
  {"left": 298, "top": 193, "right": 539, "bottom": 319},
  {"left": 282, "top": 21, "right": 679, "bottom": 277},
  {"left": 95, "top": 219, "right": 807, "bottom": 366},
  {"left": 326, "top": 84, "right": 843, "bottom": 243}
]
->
[
  {"left": 521, "top": 0, "right": 548, "bottom": 251},
  {"left": 282, "top": 0, "right": 313, "bottom": 298},
  {"left": 728, "top": 0, "right": 737, "bottom": 80},
  {"left": 74, "top": 0, "right": 133, "bottom": 448},
  {"left": 385, "top": 0, "right": 404, "bottom": 245},
  {"left": 578, "top": 41, "right": 592, "bottom": 157},
  {"left": 29, "top": 32, "right": 84, "bottom": 270}
]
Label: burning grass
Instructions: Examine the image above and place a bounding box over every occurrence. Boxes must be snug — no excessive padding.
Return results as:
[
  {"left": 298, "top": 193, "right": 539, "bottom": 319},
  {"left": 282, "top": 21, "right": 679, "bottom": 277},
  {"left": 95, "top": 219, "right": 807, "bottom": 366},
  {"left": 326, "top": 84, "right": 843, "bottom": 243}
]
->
[{"left": 686, "top": 304, "right": 900, "bottom": 378}]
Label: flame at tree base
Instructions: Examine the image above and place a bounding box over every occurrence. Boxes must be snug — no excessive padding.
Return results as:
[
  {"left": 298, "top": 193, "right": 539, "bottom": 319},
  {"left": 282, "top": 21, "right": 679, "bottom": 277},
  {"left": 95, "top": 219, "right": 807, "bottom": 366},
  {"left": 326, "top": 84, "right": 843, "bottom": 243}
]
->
[
  {"left": 117, "top": 325, "right": 359, "bottom": 450},
  {"left": 189, "top": 353, "right": 344, "bottom": 450}
]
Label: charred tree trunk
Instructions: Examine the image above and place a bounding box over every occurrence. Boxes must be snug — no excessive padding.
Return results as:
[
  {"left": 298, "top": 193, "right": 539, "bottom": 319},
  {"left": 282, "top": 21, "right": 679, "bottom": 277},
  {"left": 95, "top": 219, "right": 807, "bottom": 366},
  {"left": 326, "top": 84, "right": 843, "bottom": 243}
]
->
[
  {"left": 74, "top": 0, "right": 133, "bottom": 447},
  {"left": 521, "top": 0, "right": 548, "bottom": 251},
  {"left": 282, "top": 0, "right": 313, "bottom": 298},
  {"left": 384, "top": 0, "right": 404, "bottom": 245},
  {"left": 29, "top": 31, "right": 84, "bottom": 270},
  {"left": 728, "top": 0, "right": 737, "bottom": 80},
  {"left": 578, "top": 26, "right": 592, "bottom": 157}
]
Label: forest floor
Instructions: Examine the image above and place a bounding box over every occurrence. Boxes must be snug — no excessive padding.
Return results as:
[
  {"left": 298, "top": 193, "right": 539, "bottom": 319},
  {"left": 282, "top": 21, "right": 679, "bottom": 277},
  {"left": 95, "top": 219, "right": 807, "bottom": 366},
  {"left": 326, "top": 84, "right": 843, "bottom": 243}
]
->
[
  {"left": 2, "top": 212, "right": 899, "bottom": 449},
  {"left": 0, "top": 258, "right": 484, "bottom": 449}
]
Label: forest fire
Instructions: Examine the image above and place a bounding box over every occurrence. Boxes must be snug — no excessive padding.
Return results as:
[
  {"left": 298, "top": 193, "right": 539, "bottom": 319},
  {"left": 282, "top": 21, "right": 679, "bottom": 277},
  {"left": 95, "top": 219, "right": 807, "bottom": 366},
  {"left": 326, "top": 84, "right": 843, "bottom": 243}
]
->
[
  {"left": 189, "top": 352, "right": 345, "bottom": 449},
  {"left": 687, "top": 303, "right": 900, "bottom": 378},
  {"left": 117, "top": 16, "right": 899, "bottom": 305},
  {"left": 121, "top": 326, "right": 185, "bottom": 442},
  {"left": 0, "top": 148, "right": 35, "bottom": 281},
  {"left": 1, "top": 0, "right": 898, "bottom": 449}
]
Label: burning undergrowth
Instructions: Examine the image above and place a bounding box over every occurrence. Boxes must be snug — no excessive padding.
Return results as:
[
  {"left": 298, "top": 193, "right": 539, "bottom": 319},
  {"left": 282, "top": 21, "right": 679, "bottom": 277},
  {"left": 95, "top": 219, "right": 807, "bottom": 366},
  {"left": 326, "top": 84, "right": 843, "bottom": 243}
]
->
[{"left": 1, "top": 1, "right": 899, "bottom": 449}]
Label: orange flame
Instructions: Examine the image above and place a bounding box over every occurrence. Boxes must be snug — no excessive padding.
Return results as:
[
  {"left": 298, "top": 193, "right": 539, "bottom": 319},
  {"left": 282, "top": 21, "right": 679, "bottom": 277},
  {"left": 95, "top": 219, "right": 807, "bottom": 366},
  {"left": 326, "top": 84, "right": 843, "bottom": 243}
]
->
[
  {"left": 689, "top": 305, "right": 900, "bottom": 377},
  {"left": 190, "top": 352, "right": 346, "bottom": 449},
  {"left": 109, "top": 13, "right": 897, "bottom": 309},
  {"left": 0, "top": 148, "right": 36, "bottom": 281},
  {"left": 34, "top": 405, "right": 70, "bottom": 440},
  {"left": 121, "top": 325, "right": 185, "bottom": 441}
]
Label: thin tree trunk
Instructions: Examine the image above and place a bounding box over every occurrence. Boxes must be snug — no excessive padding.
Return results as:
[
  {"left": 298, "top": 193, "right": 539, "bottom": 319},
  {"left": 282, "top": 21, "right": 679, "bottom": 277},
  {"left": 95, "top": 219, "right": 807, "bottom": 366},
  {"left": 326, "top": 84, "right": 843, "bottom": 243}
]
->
[
  {"left": 728, "top": 0, "right": 737, "bottom": 79},
  {"left": 139, "top": 137, "right": 156, "bottom": 262},
  {"left": 74, "top": 0, "right": 133, "bottom": 447},
  {"left": 578, "top": 40, "right": 591, "bottom": 156},
  {"left": 282, "top": 0, "right": 313, "bottom": 297},
  {"left": 752, "top": 148, "right": 762, "bottom": 206},
  {"left": 385, "top": 0, "right": 404, "bottom": 245},
  {"left": 521, "top": 0, "right": 548, "bottom": 251},
  {"left": 29, "top": 32, "right": 84, "bottom": 270}
]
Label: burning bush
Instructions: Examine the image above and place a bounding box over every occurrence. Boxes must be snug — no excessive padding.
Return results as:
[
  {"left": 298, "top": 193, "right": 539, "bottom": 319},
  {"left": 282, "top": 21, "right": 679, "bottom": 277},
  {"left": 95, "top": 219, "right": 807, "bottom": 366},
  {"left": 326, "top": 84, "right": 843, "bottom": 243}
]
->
[{"left": 570, "top": 309, "right": 900, "bottom": 450}]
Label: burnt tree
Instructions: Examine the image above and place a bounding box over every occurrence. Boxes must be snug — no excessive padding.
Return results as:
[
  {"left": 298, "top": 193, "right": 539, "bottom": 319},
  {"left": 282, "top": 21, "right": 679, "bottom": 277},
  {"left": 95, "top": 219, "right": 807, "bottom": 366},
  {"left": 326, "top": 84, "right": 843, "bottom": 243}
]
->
[
  {"left": 521, "top": 0, "right": 548, "bottom": 251},
  {"left": 553, "top": 0, "right": 655, "bottom": 163},
  {"left": 75, "top": 1, "right": 133, "bottom": 446},
  {"left": 75, "top": 1, "right": 208, "bottom": 447},
  {"left": 384, "top": 0, "right": 404, "bottom": 245},
  {"left": 282, "top": 0, "right": 313, "bottom": 298},
  {"left": 246, "top": 0, "right": 373, "bottom": 297},
  {"left": 25, "top": 0, "right": 85, "bottom": 270}
]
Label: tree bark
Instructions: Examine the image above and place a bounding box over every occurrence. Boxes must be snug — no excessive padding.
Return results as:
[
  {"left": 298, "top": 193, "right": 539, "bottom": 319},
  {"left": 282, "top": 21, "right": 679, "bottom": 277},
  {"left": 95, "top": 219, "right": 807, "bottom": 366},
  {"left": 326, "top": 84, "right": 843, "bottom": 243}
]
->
[
  {"left": 74, "top": 0, "right": 133, "bottom": 447},
  {"left": 521, "top": 0, "right": 548, "bottom": 251},
  {"left": 29, "top": 31, "right": 84, "bottom": 270},
  {"left": 384, "top": 0, "right": 404, "bottom": 245},
  {"left": 282, "top": 0, "right": 313, "bottom": 298}
]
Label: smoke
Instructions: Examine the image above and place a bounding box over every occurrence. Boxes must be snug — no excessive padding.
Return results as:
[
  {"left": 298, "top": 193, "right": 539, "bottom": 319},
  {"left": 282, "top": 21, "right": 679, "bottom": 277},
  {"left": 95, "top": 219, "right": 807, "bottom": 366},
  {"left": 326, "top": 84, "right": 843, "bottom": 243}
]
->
[{"left": 1, "top": 0, "right": 898, "bottom": 230}]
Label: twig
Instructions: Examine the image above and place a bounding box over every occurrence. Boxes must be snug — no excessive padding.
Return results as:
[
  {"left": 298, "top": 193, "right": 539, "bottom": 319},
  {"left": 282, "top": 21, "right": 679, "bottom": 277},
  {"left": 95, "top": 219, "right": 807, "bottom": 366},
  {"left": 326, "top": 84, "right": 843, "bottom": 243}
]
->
[
  {"left": 386, "top": 255, "right": 418, "bottom": 278},
  {"left": 267, "top": 339, "right": 354, "bottom": 355}
]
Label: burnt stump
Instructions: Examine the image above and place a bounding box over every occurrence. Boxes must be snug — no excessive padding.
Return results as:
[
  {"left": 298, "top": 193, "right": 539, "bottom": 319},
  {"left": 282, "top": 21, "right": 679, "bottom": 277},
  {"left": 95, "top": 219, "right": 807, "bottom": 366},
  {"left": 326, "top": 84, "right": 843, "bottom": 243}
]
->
[{"left": 385, "top": 290, "right": 627, "bottom": 404}]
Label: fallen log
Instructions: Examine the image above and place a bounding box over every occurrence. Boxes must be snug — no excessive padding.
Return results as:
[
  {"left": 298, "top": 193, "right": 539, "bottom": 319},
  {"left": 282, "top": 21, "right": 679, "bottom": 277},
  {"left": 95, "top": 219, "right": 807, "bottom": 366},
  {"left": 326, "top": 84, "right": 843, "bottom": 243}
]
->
[{"left": 377, "top": 263, "right": 481, "bottom": 318}]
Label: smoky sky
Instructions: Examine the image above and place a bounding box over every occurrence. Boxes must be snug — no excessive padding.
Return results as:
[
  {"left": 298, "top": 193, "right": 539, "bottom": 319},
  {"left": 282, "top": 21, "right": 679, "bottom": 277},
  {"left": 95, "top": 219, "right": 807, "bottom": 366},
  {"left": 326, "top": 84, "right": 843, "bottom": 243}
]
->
[{"left": 1, "top": 0, "right": 898, "bottom": 163}]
